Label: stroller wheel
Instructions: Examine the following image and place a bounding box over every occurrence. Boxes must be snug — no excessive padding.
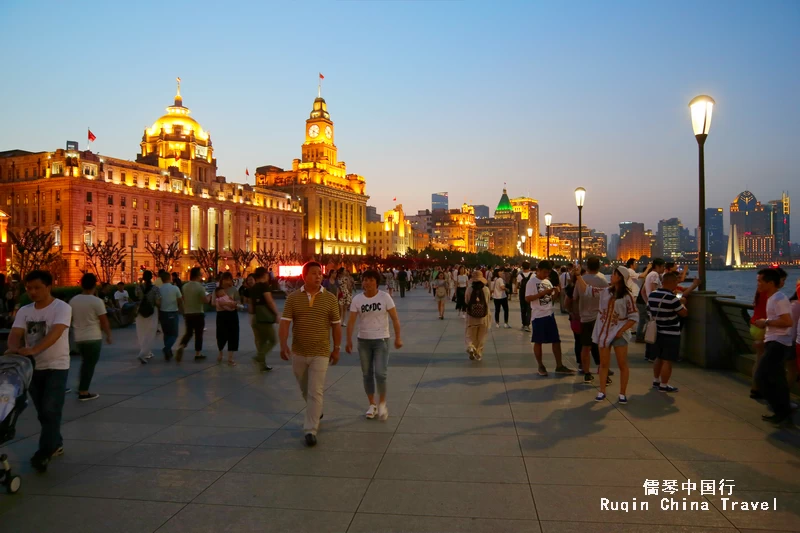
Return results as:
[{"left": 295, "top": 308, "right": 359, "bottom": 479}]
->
[{"left": 8, "top": 476, "right": 21, "bottom": 494}]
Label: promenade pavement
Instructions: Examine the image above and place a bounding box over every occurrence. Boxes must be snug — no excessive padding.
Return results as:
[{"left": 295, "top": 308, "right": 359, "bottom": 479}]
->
[{"left": 0, "top": 288, "right": 798, "bottom": 532}]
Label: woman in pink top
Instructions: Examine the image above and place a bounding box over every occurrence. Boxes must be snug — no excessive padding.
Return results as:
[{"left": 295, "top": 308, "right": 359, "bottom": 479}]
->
[
  {"left": 213, "top": 272, "right": 241, "bottom": 366},
  {"left": 574, "top": 265, "right": 638, "bottom": 404}
]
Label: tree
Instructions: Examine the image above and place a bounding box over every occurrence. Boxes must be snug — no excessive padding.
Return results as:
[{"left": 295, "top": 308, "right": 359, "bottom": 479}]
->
[
  {"left": 193, "top": 247, "right": 220, "bottom": 278},
  {"left": 83, "top": 240, "right": 127, "bottom": 283},
  {"left": 9, "top": 228, "right": 62, "bottom": 280},
  {"left": 231, "top": 248, "right": 256, "bottom": 276},
  {"left": 255, "top": 247, "right": 280, "bottom": 271},
  {"left": 145, "top": 240, "right": 182, "bottom": 272}
]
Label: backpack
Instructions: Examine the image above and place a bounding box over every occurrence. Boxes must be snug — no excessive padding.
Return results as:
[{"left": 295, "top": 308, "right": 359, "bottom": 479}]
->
[
  {"left": 518, "top": 272, "right": 532, "bottom": 301},
  {"left": 138, "top": 286, "right": 155, "bottom": 317},
  {"left": 467, "top": 284, "right": 488, "bottom": 318}
]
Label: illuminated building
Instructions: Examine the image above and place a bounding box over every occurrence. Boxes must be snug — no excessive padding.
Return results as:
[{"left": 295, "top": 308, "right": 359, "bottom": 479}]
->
[
  {"left": 431, "top": 205, "right": 476, "bottom": 252},
  {"left": 0, "top": 82, "right": 303, "bottom": 283},
  {"left": 473, "top": 205, "right": 490, "bottom": 219},
  {"left": 255, "top": 93, "right": 367, "bottom": 256},
  {"left": 536, "top": 235, "right": 572, "bottom": 259},
  {"left": 730, "top": 191, "right": 770, "bottom": 244},
  {"left": 706, "top": 208, "right": 725, "bottom": 258},
  {"left": 726, "top": 224, "right": 742, "bottom": 266},
  {"left": 486, "top": 189, "right": 521, "bottom": 256},
  {"left": 658, "top": 218, "right": 683, "bottom": 258},
  {"left": 407, "top": 209, "right": 433, "bottom": 243},
  {"left": 432, "top": 192, "right": 448, "bottom": 212},
  {"left": 366, "top": 204, "right": 415, "bottom": 258},
  {"left": 548, "top": 222, "right": 594, "bottom": 260},
  {"left": 768, "top": 192, "right": 790, "bottom": 259},
  {"left": 617, "top": 221, "right": 652, "bottom": 261},
  {"left": 742, "top": 234, "right": 775, "bottom": 263},
  {"left": 510, "top": 196, "right": 539, "bottom": 254},
  {"left": 366, "top": 206, "right": 381, "bottom": 223}
]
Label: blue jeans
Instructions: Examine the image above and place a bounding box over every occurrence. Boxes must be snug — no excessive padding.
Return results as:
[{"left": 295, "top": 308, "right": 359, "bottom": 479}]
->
[
  {"left": 28, "top": 369, "right": 68, "bottom": 456},
  {"left": 159, "top": 311, "right": 179, "bottom": 354},
  {"left": 358, "top": 338, "right": 390, "bottom": 397}
]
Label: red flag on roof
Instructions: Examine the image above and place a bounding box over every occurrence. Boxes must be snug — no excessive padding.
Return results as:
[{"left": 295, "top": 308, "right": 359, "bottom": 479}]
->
[
  {"left": 319, "top": 73, "right": 324, "bottom": 79},
  {"left": 246, "top": 168, "right": 250, "bottom": 176},
  {"left": 393, "top": 197, "right": 397, "bottom": 202},
  {"left": 88, "top": 129, "right": 96, "bottom": 142}
]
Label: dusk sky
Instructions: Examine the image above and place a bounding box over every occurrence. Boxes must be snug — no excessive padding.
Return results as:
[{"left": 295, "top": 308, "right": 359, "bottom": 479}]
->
[{"left": 1, "top": 0, "right": 798, "bottom": 239}]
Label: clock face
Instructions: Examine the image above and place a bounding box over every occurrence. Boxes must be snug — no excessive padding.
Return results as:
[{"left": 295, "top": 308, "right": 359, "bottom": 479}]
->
[
  {"left": 325, "top": 126, "right": 332, "bottom": 139},
  {"left": 308, "top": 125, "right": 320, "bottom": 138}
]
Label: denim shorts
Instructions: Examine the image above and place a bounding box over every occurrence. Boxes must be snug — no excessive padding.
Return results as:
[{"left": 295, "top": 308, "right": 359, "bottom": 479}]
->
[{"left": 610, "top": 336, "right": 628, "bottom": 347}]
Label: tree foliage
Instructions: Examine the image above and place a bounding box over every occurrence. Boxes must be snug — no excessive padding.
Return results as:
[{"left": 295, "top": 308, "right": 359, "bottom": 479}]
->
[
  {"left": 193, "top": 247, "right": 220, "bottom": 277},
  {"left": 83, "top": 240, "right": 127, "bottom": 283},
  {"left": 144, "top": 240, "right": 182, "bottom": 272},
  {"left": 9, "top": 228, "right": 62, "bottom": 279},
  {"left": 231, "top": 248, "right": 256, "bottom": 276}
]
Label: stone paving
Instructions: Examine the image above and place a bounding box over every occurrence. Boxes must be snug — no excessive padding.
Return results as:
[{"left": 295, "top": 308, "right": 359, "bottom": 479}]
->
[{"left": 0, "top": 289, "right": 798, "bottom": 532}]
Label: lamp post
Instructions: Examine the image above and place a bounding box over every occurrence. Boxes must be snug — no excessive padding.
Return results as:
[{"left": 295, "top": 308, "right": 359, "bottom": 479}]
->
[
  {"left": 574, "top": 188, "right": 586, "bottom": 264},
  {"left": 689, "top": 95, "right": 714, "bottom": 292},
  {"left": 527, "top": 226, "right": 533, "bottom": 256},
  {"left": 544, "top": 212, "right": 552, "bottom": 260},
  {"left": 521, "top": 235, "right": 526, "bottom": 257}
]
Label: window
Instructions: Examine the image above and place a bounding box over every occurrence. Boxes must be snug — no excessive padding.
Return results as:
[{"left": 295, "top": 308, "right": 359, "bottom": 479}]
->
[
  {"left": 155, "top": 217, "right": 160, "bottom": 229},
  {"left": 174, "top": 203, "right": 179, "bottom": 213},
  {"left": 108, "top": 195, "right": 114, "bottom": 205},
  {"left": 144, "top": 215, "right": 149, "bottom": 228},
  {"left": 54, "top": 228, "right": 61, "bottom": 246},
  {"left": 155, "top": 201, "right": 160, "bottom": 212},
  {"left": 24, "top": 169, "right": 28, "bottom": 179},
  {"left": 120, "top": 213, "right": 126, "bottom": 225},
  {"left": 132, "top": 198, "right": 138, "bottom": 209},
  {"left": 107, "top": 170, "right": 113, "bottom": 181},
  {"left": 144, "top": 175, "right": 150, "bottom": 187},
  {"left": 107, "top": 232, "right": 114, "bottom": 243},
  {"left": 121, "top": 172, "right": 126, "bottom": 183},
  {"left": 144, "top": 200, "right": 149, "bottom": 210},
  {"left": 132, "top": 234, "right": 138, "bottom": 247},
  {"left": 173, "top": 219, "right": 179, "bottom": 230},
  {"left": 52, "top": 162, "right": 62, "bottom": 175},
  {"left": 86, "top": 209, "right": 93, "bottom": 222},
  {"left": 133, "top": 214, "right": 138, "bottom": 226},
  {"left": 84, "top": 231, "right": 93, "bottom": 246},
  {"left": 107, "top": 212, "right": 113, "bottom": 224},
  {"left": 55, "top": 208, "right": 61, "bottom": 222},
  {"left": 121, "top": 233, "right": 126, "bottom": 247},
  {"left": 121, "top": 196, "right": 126, "bottom": 207},
  {"left": 85, "top": 191, "right": 93, "bottom": 203},
  {"left": 24, "top": 194, "right": 28, "bottom": 205}
]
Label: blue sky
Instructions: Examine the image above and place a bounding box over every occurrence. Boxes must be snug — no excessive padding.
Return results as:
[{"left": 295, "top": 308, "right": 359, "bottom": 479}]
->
[{"left": 1, "top": 0, "right": 798, "bottom": 238}]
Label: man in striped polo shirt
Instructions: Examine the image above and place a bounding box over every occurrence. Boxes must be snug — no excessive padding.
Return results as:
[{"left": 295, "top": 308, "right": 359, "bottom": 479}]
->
[
  {"left": 648, "top": 272, "right": 700, "bottom": 392},
  {"left": 279, "top": 262, "right": 342, "bottom": 447}
]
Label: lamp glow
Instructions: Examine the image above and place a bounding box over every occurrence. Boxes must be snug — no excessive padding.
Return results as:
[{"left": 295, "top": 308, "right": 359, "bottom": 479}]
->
[
  {"left": 544, "top": 213, "right": 552, "bottom": 227},
  {"left": 689, "top": 95, "right": 715, "bottom": 137},
  {"left": 527, "top": 227, "right": 533, "bottom": 238},
  {"left": 574, "top": 187, "right": 586, "bottom": 208}
]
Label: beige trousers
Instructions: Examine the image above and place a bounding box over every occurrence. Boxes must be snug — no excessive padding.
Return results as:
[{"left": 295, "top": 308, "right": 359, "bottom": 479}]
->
[
  {"left": 292, "top": 354, "right": 330, "bottom": 435},
  {"left": 465, "top": 316, "right": 489, "bottom": 355}
]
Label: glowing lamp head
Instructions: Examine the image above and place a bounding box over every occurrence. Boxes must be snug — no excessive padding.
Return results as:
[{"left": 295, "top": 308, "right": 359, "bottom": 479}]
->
[
  {"left": 574, "top": 187, "right": 586, "bottom": 208},
  {"left": 521, "top": 235, "right": 526, "bottom": 243},
  {"left": 545, "top": 212, "right": 552, "bottom": 227},
  {"left": 527, "top": 227, "right": 533, "bottom": 238},
  {"left": 689, "top": 95, "right": 715, "bottom": 137}
]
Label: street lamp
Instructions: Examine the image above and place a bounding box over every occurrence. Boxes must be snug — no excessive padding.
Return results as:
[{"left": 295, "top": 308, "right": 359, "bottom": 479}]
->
[
  {"left": 544, "top": 212, "right": 552, "bottom": 260},
  {"left": 521, "top": 234, "right": 526, "bottom": 257},
  {"left": 689, "top": 95, "right": 714, "bottom": 292},
  {"left": 574, "top": 187, "right": 586, "bottom": 264},
  {"left": 527, "top": 226, "right": 533, "bottom": 256}
]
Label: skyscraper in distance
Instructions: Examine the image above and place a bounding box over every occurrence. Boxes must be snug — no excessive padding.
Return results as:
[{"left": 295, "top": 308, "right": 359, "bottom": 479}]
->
[
  {"left": 768, "top": 192, "right": 790, "bottom": 259},
  {"left": 706, "top": 207, "right": 725, "bottom": 258},
  {"left": 473, "top": 205, "right": 490, "bottom": 219},
  {"left": 432, "top": 192, "right": 448, "bottom": 212}
]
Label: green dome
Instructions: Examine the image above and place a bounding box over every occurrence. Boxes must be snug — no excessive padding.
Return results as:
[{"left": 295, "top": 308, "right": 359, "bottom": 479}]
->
[{"left": 495, "top": 188, "right": 513, "bottom": 215}]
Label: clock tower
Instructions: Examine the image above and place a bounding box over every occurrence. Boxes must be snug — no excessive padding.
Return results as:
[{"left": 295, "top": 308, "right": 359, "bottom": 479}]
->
[{"left": 302, "top": 97, "right": 337, "bottom": 165}]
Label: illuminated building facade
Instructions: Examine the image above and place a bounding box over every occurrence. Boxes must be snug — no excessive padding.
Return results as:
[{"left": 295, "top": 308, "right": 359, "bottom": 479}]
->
[
  {"left": 510, "top": 196, "right": 539, "bottom": 254},
  {"left": 730, "top": 191, "right": 770, "bottom": 243},
  {"left": 617, "top": 221, "right": 652, "bottom": 261},
  {"left": 768, "top": 192, "right": 791, "bottom": 259},
  {"left": 366, "top": 204, "right": 415, "bottom": 258},
  {"left": 706, "top": 208, "right": 725, "bottom": 258},
  {"left": 742, "top": 234, "right": 775, "bottom": 263},
  {"left": 431, "top": 205, "right": 476, "bottom": 252},
  {"left": 0, "top": 84, "right": 303, "bottom": 283},
  {"left": 658, "top": 218, "right": 683, "bottom": 258},
  {"left": 432, "top": 192, "right": 448, "bottom": 212},
  {"left": 256, "top": 94, "right": 367, "bottom": 257}
]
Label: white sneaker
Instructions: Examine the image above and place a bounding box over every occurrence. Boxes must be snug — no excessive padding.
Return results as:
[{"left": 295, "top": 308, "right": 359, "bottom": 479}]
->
[
  {"left": 378, "top": 403, "right": 389, "bottom": 420},
  {"left": 503, "top": 323, "right": 511, "bottom": 329},
  {"left": 365, "top": 404, "right": 378, "bottom": 419},
  {"left": 495, "top": 323, "right": 500, "bottom": 329}
]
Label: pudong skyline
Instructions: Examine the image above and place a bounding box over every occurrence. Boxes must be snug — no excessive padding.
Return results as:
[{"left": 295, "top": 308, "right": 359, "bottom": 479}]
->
[{"left": 0, "top": 0, "right": 797, "bottom": 240}]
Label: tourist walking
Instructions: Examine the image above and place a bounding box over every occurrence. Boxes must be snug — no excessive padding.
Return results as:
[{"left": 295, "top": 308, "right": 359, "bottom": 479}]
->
[
  {"left": 5, "top": 270, "right": 71, "bottom": 472},
  {"left": 574, "top": 265, "right": 638, "bottom": 404},
  {"left": 345, "top": 269, "right": 402, "bottom": 420},
  {"left": 279, "top": 262, "right": 342, "bottom": 446},
  {"left": 574, "top": 257, "right": 608, "bottom": 384},
  {"left": 176, "top": 267, "right": 210, "bottom": 362},
  {"left": 526, "top": 260, "right": 574, "bottom": 376},
  {"left": 339, "top": 268, "right": 354, "bottom": 327},
  {"left": 214, "top": 272, "right": 241, "bottom": 366},
  {"left": 517, "top": 262, "right": 534, "bottom": 332},
  {"left": 157, "top": 271, "right": 183, "bottom": 361},
  {"left": 749, "top": 279, "right": 769, "bottom": 399},
  {"left": 432, "top": 271, "right": 448, "bottom": 320},
  {"left": 752, "top": 268, "right": 794, "bottom": 425},
  {"left": 69, "top": 273, "right": 112, "bottom": 401},
  {"left": 384, "top": 268, "right": 395, "bottom": 296},
  {"left": 455, "top": 266, "right": 469, "bottom": 317},
  {"left": 465, "top": 270, "right": 491, "bottom": 361},
  {"left": 322, "top": 269, "right": 341, "bottom": 300},
  {"left": 491, "top": 268, "right": 510, "bottom": 328},
  {"left": 397, "top": 268, "right": 408, "bottom": 298},
  {"left": 135, "top": 270, "right": 160, "bottom": 364},
  {"left": 249, "top": 267, "right": 280, "bottom": 372},
  {"left": 649, "top": 272, "right": 701, "bottom": 392}
]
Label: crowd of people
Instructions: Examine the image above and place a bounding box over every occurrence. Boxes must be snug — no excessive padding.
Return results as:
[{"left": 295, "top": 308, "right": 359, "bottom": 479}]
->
[{"left": 2, "top": 256, "right": 798, "bottom": 471}]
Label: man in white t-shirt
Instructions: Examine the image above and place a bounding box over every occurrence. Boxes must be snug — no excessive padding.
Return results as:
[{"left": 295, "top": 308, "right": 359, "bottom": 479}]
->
[
  {"left": 525, "top": 260, "right": 575, "bottom": 377},
  {"left": 345, "top": 270, "right": 402, "bottom": 421},
  {"left": 6, "top": 270, "right": 72, "bottom": 472},
  {"left": 637, "top": 258, "right": 666, "bottom": 345},
  {"left": 70, "top": 273, "right": 113, "bottom": 402},
  {"left": 751, "top": 268, "right": 793, "bottom": 425}
]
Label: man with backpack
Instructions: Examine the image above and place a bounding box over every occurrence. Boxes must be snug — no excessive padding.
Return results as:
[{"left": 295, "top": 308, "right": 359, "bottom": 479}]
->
[
  {"left": 517, "top": 261, "right": 534, "bottom": 332},
  {"left": 464, "top": 270, "right": 491, "bottom": 361}
]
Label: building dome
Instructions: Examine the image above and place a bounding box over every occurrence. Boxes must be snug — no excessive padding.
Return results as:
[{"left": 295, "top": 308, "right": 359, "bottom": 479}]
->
[
  {"left": 146, "top": 82, "right": 209, "bottom": 141},
  {"left": 309, "top": 97, "right": 331, "bottom": 120},
  {"left": 495, "top": 188, "right": 513, "bottom": 215},
  {"left": 733, "top": 190, "right": 757, "bottom": 212}
]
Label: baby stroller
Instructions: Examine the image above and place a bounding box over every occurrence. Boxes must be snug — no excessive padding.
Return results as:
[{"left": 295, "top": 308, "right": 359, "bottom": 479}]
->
[{"left": 0, "top": 354, "right": 33, "bottom": 494}]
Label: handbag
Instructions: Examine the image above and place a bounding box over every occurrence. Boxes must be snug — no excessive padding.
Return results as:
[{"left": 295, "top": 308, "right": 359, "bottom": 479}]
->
[
  {"left": 644, "top": 296, "right": 663, "bottom": 344},
  {"left": 255, "top": 304, "right": 276, "bottom": 324}
]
